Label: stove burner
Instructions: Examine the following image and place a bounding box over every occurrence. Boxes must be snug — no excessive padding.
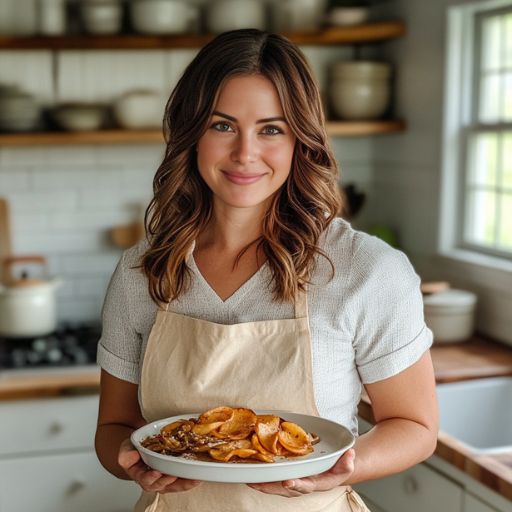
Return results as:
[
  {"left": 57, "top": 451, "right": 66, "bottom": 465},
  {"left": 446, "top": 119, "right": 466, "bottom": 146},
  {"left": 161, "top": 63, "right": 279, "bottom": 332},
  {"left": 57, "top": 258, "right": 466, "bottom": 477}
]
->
[{"left": 0, "top": 323, "right": 101, "bottom": 370}]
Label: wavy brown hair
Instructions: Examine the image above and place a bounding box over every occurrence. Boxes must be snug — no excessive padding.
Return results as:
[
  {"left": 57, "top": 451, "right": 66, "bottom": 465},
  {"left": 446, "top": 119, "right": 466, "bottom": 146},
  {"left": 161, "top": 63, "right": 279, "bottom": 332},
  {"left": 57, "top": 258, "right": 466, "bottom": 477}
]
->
[{"left": 141, "top": 29, "right": 342, "bottom": 304}]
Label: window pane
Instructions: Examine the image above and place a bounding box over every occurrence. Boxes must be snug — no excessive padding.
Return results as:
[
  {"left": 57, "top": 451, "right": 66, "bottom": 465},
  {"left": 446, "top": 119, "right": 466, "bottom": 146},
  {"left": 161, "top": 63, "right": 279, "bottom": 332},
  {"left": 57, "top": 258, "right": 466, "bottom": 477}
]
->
[
  {"left": 498, "top": 193, "right": 512, "bottom": 250},
  {"left": 505, "top": 13, "right": 512, "bottom": 68},
  {"left": 479, "top": 73, "right": 501, "bottom": 121},
  {"left": 503, "top": 132, "right": 512, "bottom": 189},
  {"left": 504, "top": 72, "right": 512, "bottom": 120},
  {"left": 468, "top": 133, "right": 498, "bottom": 186},
  {"left": 481, "top": 15, "right": 501, "bottom": 71},
  {"left": 465, "top": 189, "right": 497, "bottom": 246}
]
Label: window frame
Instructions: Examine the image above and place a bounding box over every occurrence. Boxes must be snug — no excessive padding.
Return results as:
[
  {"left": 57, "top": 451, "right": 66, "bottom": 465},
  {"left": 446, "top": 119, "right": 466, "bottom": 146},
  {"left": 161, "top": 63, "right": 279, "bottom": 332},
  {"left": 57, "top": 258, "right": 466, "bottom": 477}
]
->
[{"left": 439, "top": 0, "right": 512, "bottom": 272}]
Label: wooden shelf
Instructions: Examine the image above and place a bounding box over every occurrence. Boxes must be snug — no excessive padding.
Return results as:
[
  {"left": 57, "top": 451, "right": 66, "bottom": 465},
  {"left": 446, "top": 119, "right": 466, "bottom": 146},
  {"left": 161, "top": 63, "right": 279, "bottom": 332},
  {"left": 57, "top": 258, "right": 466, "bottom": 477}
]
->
[
  {"left": 0, "top": 121, "right": 405, "bottom": 146},
  {"left": 0, "top": 22, "right": 405, "bottom": 50}
]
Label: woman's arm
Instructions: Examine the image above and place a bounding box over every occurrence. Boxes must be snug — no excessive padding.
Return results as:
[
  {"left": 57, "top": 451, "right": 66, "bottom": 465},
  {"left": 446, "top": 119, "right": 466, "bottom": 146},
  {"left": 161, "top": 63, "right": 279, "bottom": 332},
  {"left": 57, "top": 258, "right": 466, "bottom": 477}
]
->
[
  {"left": 347, "top": 350, "right": 439, "bottom": 484},
  {"left": 95, "top": 369, "right": 146, "bottom": 479},
  {"left": 95, "top": 369, "right": 201, "bottom": 492},
  {"left": 248, "top": 350, "right": 438, "bottom": 497}
]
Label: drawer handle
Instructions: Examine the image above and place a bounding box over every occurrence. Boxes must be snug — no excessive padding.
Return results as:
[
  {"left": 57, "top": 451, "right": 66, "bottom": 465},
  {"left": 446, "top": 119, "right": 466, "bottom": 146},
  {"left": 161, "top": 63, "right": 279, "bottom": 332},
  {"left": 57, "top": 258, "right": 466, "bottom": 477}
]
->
[
  {"left": 67, "top": 479, "right": 86, "bottom": 495},
  {"left": 403, "top": 475, "right": 419, "bottom": 494},
  {"left": 48, "top": 422, "right": 64, "bottom": 435}
]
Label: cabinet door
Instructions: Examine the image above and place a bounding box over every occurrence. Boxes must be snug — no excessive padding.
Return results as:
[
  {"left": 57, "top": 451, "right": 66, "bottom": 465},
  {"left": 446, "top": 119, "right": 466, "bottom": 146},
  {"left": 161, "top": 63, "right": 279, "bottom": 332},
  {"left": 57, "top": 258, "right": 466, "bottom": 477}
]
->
[
  {"left": 354, "top": 463, "right": 463, "bottom": 512},
  {"left": 464, "top": 493, "right": 502, "bottom": 512},
  {"left": 0, "top": 395, "right": 99, "bottom": 455},
  {"left": 0, "top": 451, "right": 140, "bottom": 512}
]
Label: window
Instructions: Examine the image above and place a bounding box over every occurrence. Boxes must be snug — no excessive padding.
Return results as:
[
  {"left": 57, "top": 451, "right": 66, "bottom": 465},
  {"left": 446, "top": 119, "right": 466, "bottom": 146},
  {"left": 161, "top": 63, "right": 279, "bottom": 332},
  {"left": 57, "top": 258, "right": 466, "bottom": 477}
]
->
[{"left": 441, "top": 0, "right": 512, "bottom": 265}]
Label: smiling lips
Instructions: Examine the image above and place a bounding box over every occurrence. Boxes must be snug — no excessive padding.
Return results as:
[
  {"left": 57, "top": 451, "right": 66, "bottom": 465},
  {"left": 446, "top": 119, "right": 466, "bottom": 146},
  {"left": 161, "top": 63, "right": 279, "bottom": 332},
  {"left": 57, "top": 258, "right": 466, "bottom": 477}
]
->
[{"left": 222, "top": 170, "right": 266, "bottom": 185}]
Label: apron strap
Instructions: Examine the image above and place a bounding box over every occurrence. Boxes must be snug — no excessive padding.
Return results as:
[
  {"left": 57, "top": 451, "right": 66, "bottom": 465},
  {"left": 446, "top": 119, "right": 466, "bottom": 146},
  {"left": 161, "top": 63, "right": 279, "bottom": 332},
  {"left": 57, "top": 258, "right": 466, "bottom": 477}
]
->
[{"left": 294, "top": 286, "right": 308, "bottom": 319}]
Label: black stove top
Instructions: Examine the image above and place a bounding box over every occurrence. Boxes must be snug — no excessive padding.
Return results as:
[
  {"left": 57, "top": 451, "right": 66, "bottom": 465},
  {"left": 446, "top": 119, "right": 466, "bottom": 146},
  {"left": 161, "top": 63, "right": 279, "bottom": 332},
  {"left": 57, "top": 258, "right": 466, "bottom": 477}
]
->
[{"left": 0, "top": 324, "right": 101, "bottom": 370}]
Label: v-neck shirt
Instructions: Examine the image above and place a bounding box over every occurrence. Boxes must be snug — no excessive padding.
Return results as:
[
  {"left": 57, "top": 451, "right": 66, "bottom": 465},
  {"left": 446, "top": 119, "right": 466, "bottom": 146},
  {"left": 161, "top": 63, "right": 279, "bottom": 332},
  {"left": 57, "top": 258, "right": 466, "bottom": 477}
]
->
[
  {"left": 188, "top": 249, "right": 269, "bottom": 308},
  {"left": 97, "top": 218, "right": 432, "bottom": 435}
]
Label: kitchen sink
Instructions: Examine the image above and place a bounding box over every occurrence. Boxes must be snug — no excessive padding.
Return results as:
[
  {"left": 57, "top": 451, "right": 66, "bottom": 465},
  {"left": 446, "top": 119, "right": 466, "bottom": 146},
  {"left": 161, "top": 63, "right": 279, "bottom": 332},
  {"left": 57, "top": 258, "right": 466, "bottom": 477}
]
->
[{"left": 436, "top": 376, "right": 512, "bottom": 454}]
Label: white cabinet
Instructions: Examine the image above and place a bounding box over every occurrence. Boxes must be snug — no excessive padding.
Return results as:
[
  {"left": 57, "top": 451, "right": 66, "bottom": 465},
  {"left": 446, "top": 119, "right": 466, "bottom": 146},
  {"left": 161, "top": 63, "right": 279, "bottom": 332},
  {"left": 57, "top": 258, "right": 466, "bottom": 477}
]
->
[
  {"left": 464, "top": 493, "right": 501, "bottom": 512},
  {"left": 354, "top": 463, "right": 464, "bottom": 512},
  {"left": 0, "top": 395, "right": 140, "bottom": 512}
]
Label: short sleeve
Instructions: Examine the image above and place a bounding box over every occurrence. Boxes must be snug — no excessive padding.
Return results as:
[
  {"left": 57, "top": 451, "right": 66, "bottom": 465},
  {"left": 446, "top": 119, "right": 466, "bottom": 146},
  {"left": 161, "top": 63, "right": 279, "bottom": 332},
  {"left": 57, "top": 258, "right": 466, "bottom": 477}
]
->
[
  {"left": 97, "top": 252, "right": 141, "bottom": 384},
  {"left": 352, "top": 237, "right": 433, "bottom": 384}
]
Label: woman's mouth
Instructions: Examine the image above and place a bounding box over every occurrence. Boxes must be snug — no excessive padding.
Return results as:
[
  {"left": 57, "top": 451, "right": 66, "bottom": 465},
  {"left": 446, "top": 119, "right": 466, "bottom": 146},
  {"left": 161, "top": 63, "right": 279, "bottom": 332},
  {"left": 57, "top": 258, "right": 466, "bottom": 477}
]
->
[{"left": 221, "top": 170, "right": 266, "bottom": 185}]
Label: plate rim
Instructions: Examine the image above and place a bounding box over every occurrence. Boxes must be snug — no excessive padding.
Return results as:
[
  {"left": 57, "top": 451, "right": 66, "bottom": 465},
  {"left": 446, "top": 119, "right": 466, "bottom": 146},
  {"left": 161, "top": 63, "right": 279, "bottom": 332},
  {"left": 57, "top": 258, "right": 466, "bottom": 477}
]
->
[{"left": 131, "top": 410, "right": 355, "bottom": 470}]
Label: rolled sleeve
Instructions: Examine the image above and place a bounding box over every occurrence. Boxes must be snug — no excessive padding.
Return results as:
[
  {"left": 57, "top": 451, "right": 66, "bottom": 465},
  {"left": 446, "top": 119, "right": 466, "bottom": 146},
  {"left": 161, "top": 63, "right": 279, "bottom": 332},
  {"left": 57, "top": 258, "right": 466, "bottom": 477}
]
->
[
  {"left": 352, "top": 238, "right": 433, "bottom": 384},
  {"left": 97, "top": 252, "right": 142, "bottom": 384}
]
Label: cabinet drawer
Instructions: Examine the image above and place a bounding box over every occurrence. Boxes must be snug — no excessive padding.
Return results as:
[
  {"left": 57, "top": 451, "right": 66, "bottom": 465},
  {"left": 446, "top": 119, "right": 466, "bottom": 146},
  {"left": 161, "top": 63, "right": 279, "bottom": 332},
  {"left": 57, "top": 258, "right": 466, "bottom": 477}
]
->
[
  {"left": 354, "top": 463, "right": 463, "bottom": 512},
  {"left": 0, "top": 450, "right": 140, "bottom": 512},
  {"left": 0, "top": 395, "right": 98, "bottom": 455}
]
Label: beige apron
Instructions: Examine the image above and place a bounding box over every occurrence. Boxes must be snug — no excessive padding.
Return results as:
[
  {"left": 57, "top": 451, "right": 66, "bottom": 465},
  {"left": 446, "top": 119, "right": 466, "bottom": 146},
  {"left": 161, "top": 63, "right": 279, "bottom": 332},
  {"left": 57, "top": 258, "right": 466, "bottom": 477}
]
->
[{"left": 135, "top": 284, "right": 369, "bottom": 512}]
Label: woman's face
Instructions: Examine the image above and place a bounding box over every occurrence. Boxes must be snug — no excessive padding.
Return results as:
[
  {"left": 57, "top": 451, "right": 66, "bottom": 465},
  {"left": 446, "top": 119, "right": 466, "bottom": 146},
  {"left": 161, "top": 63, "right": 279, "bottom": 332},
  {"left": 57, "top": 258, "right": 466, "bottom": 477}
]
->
[{"left": 196, "top": 74, "right": 296, "bottom": 212}]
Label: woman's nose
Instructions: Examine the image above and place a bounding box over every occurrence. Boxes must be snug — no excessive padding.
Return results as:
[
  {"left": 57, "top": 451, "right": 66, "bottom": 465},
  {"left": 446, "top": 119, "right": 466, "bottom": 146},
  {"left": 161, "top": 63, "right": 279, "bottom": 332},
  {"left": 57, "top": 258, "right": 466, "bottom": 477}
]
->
[{"left": 231, "top": 133, "right": 258, "bottom": 164}]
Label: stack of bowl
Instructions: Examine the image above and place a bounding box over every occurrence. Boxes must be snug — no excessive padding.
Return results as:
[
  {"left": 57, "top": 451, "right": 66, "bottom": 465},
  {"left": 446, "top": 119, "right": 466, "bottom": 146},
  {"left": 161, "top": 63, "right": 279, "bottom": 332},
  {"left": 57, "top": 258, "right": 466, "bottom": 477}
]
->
[
  {"left": 80, "top": 0, "right": 123, "bottom": 34},
  {"left": 0, "top": 85, "right": 41, "bottom": 132},
  {"left": 329, "top": 61, "right": 392, "bottom": 120},
  {"left": 113, "top": 89, "right": 163, "bottom": 129},
  {"left": 51, "top": 103, "right": 107, "bottom": 132},
  {"left": 129, "top": 0, "right": 200, "bottom": 34}
]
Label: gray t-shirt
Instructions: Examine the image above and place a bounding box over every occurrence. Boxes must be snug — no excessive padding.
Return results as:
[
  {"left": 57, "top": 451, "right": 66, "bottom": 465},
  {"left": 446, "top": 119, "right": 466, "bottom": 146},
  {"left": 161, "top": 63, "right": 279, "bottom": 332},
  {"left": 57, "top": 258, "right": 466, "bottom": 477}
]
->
[{"left": 97, "top": 218, "right": 432, "bottom": 435}]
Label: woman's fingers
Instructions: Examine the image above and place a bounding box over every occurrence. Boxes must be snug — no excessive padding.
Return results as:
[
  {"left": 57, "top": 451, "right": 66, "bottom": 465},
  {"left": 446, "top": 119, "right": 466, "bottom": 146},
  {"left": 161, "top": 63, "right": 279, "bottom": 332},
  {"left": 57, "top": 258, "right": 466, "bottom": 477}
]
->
[
  {"left": 118, "top": 438, "right": 141, "bottom": 471},
  {"left": 117, "top": 438, "right": 201, "bottom": 493},
  {"left": 247, "top": 448, "right": 356, "bottom": 497}
]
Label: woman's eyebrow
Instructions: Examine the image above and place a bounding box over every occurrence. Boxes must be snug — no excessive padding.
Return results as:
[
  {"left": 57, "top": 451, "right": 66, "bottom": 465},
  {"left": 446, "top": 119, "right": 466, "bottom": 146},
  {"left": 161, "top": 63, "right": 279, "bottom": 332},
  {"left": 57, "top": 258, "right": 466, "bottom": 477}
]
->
[{"left": 212, "top": 111, "right": 288, "bottom": 124}]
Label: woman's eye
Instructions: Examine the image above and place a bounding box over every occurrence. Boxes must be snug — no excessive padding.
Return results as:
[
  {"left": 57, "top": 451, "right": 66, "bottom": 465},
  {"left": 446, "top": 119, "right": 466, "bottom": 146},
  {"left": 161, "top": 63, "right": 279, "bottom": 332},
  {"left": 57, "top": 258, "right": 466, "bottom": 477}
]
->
[
  {"left": 262, "top": 125, "right": 283, "bottom": 136},
  {"left": 212, "top": 122, "right": 233, "bottom": 132}
]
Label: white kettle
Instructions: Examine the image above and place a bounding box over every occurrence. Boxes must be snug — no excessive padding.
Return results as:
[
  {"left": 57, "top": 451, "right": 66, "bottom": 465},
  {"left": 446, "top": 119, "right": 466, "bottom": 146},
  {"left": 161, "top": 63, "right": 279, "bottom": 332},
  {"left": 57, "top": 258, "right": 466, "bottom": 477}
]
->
[{"left": 0, "top": 255, "right": 62, "bottom": 338}]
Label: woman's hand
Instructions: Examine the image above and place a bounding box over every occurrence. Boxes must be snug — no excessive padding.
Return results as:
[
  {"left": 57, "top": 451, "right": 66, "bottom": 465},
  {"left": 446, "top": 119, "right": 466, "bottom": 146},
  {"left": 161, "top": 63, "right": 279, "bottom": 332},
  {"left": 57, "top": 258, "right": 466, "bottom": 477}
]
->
[
  {"left": 247, "top": 448, "right": 355, "bottom": 498},
  {"left": 118, "top": 438, "right": 202, "bottom": 493}
]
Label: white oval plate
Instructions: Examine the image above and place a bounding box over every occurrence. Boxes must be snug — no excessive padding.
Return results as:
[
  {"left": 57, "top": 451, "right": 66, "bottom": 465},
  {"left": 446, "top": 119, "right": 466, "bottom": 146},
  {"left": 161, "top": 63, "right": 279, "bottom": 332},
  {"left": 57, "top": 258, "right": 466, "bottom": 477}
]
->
[{"left": 131, "top": 410, "right": 355, "bottom": 483}]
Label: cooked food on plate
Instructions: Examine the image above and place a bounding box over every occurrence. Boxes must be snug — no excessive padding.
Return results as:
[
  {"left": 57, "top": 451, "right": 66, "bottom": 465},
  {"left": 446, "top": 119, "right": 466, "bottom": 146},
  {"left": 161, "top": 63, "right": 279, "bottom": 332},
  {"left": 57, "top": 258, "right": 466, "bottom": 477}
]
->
[{"left": 140, "top": 406, "right": 320, "bottom": 463}]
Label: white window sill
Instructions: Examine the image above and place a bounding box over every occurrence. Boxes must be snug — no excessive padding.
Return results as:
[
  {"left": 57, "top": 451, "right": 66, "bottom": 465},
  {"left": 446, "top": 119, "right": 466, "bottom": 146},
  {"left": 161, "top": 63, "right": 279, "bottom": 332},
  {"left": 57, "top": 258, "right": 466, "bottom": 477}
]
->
[{"left": 438, "top": 249, "right": 512, "bottom": 274}]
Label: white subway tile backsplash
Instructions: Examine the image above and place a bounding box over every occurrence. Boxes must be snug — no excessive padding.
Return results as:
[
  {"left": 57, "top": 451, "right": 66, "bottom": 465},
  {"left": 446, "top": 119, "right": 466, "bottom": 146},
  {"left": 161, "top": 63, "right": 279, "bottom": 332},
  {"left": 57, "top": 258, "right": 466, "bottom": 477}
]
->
[
  {"left": 8, "top": 190, "right": 78, "bottom": 212},
  {"left": 0, "top": 147, "right": 50, "bottom": 166},
  {"left": 57, "top": 51, "right": 168, "bottom": 103},
  {"left": 48, "top": 210, "right": 130, "bottom": 230},
  {"left": 60, "top": 253, "right": 121, "bottom": 276},
  {"left": 75, "top": 276, "right": 109, "bottom": 298},
  {"left": 0, "top": 169, "right": 31, "bottom": 191},
  {"left": 13, "top": 231, "right": 106, "bottom": 255},
  {"left": 43, "top": 146, "right": 98, "bottom": 166},
  {"left": 32, "top": 166, "right": 124, "bottom": 190},
  {"left": 57, "top": 297, "right": 103, "bottom": 323},
  {"left": 0, "top": 51, "right": 54, "bottom": 103},
  {"left": 10, "top": 212, "right": 49, "bottom": 232},
  {"left": 56, "top": 279, "right": 75, "bottom": 299},
  {"left": 96, "top": 144, "right": 164, "bottom": 166}
]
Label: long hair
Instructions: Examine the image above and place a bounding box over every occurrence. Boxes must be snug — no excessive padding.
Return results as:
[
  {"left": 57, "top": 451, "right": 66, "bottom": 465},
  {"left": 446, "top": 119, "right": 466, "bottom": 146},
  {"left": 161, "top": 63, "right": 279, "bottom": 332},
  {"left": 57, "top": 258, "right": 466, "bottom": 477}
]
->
[{"left": 140, "top": 29, "right": 342, "bottom": 304}]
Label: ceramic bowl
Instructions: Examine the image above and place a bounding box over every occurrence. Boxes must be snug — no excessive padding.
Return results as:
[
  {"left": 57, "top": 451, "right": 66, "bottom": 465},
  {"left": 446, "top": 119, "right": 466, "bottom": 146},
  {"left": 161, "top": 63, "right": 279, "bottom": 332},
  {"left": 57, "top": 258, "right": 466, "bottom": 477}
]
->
[
  {"left": 113, "top": 90, "right": 163, "bottom": 129},
  {"left": 80, "top": 0, "right": 123, "bottom": 34},
  {"left": 130, "top": 0, "right": 199, "bottom": 34},
  {"left": 52, "top": 103, "right": 107, "bottom": 132},
  {"left": 326, "top": 7, "right": 369, "bottom": 27}
]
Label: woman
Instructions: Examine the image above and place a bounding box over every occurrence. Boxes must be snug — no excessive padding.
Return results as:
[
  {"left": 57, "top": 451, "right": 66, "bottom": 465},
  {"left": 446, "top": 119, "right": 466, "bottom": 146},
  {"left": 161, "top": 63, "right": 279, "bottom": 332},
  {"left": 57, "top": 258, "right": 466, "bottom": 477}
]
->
[{"left": 95, "top": 29, "right": 438, "bottom": 511}]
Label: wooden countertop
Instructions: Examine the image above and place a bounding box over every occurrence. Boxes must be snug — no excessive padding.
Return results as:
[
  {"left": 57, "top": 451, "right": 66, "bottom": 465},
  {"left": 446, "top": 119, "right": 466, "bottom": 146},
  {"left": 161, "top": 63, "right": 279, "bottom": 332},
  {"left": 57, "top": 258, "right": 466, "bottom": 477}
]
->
[
  {"left": 0, "top": 366, "right": 100, "bottom": 400},
  {"left": 1, "top": 336, "right": 512, "bottom": 499}
]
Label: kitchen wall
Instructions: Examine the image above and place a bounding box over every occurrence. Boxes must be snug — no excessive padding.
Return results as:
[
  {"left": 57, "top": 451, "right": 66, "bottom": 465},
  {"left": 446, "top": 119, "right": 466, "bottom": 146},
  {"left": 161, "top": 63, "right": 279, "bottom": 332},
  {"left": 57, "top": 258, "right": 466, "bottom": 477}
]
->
[
  {"left": 369, "top": 0, "right": 512, "bottom": 345},
  {"left": 0, "top": 44, "right": 374, "bottom": 325}
]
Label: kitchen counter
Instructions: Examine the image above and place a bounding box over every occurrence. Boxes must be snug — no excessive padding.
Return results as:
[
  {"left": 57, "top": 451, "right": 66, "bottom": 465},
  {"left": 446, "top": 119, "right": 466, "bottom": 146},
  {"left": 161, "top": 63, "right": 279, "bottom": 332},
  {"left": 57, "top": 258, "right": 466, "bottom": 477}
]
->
[
  {"left": 358, "top": 335, "right": 512, "bottom": 501},
  {"left": 1, "top": 336, "right": 512, "bottom": 499},
  {"left": 0, "top": 365, "right": 100, "bottom": 400}
]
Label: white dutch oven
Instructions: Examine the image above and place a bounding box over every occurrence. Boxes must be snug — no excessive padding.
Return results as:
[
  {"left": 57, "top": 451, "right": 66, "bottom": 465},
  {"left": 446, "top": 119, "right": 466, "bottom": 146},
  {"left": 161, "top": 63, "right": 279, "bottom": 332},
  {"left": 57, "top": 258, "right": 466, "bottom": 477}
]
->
[
  {"left": 0, "top": 255, "right": 62, "bottom": 338},
  {"left": 423, "top": 289, "right": 477, "bottom": 343}
]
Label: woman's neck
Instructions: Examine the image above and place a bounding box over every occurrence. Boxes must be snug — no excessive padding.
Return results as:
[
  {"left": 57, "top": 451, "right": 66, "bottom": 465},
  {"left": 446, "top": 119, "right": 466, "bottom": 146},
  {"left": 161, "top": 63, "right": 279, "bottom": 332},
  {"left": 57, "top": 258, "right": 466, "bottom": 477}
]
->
[{"left": 197, "top": 204, "right": 265, "bottom": 253}]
